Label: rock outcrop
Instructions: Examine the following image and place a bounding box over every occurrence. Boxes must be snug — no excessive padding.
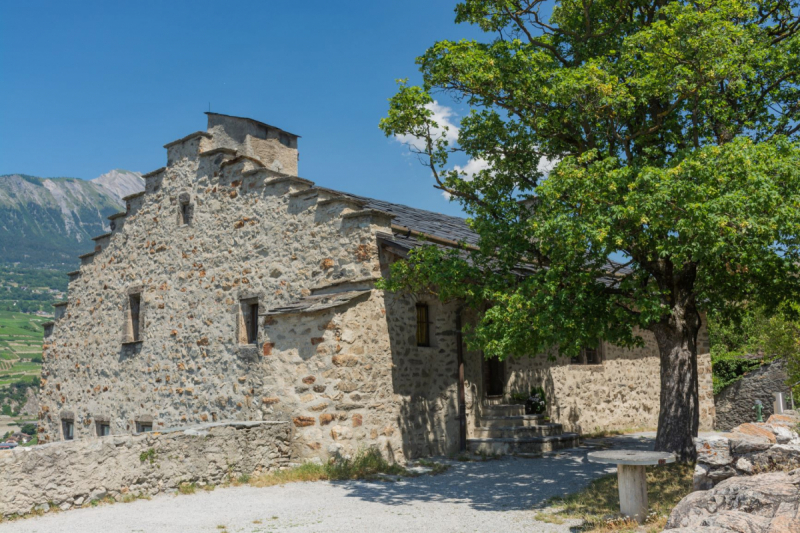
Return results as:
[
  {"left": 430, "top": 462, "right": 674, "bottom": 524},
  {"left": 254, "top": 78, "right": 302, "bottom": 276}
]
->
[
  {"left": 665, "top": 469, "right": 800, "bottom": 532},
  {"left": 694, "top": 413, "right": 800, "bottom": 490}
]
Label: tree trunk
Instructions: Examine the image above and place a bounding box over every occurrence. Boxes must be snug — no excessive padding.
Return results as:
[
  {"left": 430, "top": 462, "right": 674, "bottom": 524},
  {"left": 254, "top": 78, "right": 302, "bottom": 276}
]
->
[{"left": 651, "top": 306, "right": 701, "bottom": 463}]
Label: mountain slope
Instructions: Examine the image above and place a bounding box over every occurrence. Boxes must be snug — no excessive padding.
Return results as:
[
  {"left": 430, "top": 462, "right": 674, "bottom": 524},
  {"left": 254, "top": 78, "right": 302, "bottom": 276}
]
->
[{"left": 0, "top": 170, "right": 143, "bottom": 266}]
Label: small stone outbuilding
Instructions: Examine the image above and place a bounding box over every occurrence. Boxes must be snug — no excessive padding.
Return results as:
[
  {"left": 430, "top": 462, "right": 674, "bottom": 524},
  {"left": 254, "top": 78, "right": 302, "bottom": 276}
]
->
[{"left": 38, "top": 113, "right": 715, "bottom": 462}]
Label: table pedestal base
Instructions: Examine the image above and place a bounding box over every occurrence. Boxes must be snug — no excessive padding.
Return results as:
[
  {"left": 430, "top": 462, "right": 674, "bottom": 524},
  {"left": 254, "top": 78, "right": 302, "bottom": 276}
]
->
[{"left": 617, "top": 464, "right": 648, "bottom": 524}]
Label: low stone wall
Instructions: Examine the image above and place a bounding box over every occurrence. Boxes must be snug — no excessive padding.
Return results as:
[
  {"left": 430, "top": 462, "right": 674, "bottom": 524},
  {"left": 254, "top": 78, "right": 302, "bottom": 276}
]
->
[
  {"left": 694, "top": 413, "right": 800, "bottom": 490},
  {"left": 714, "top": 358, "right": 790, "bottom": 431},
  {"left": 0, "top": 421, "right": 292, "bottom": 517}
]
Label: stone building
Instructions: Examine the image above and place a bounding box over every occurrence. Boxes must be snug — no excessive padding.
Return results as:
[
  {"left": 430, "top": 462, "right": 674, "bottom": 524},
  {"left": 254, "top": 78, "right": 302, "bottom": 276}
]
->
[{"left": 39, "top": 113, "right": 715, "bottom": 461}]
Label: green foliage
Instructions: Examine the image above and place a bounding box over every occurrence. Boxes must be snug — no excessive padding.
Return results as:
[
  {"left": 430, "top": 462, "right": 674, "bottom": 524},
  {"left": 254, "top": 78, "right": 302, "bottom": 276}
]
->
[
  {"left": 710, "top": 353, "right": 762, "bottom": 395},
  {"left": 19, "top": 423, "right": 36, "bottom": 435},
  {"left": 708, "top": 304, "right": 800, "bottom": 394},
  {"left": 139, "top": 448, "right": 157, "bottom": 464},
  {"left": 380, "top": 0, "right": 800, "bottom": 363}
]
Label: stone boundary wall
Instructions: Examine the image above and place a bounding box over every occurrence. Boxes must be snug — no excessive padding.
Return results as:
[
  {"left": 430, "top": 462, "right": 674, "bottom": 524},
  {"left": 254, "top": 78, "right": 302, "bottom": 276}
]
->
[
  {"left": 0, "top": 421, "right": 292, "bottom": 517},
  {"left": 693, "top": 413, "right": 800, "bottom": 491},
  {"left": 714, "top": 358, "right": 791, "bottom": 431}
]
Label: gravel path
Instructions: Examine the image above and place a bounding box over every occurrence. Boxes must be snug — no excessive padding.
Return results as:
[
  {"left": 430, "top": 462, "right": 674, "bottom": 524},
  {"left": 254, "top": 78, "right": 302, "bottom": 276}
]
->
[{"left": 0, "top": 436, "right": 655, "bottom": 533}]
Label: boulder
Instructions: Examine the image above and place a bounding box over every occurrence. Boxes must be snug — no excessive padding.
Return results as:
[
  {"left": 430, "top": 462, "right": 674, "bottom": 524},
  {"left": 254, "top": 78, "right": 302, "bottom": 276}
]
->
[
  {"left": 728, "top": 423, "right": 777, "bottom": 444},
  {"left": 696, "top": 436, "right": 733, "bottom": 466},
  {"left": 664, "top": 469, "right": 800, "bottom": 532},
  {"left": 766, "top": 412, "right": 799, "bottom": 428}
]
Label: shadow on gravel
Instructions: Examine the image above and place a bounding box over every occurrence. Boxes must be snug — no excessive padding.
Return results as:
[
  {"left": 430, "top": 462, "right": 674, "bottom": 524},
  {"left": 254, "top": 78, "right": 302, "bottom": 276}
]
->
[{"left": 336, "top": 435, "right": 654, "bottom": 512}]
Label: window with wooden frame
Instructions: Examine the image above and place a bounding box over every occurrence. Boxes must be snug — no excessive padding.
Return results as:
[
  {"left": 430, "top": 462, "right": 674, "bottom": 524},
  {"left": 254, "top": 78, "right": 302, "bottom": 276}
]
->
[
  {"left": 97, "top": 422, "right": 110, "bottom": 437},
  {"left": 136, "top": 421, "right": 152, "bottom": 433},
  {"left": 416, "top": 303, "right": 430, "bottom": 347},
  {"left": 62, "top": 418, "right": 74, "bottom": 441},
  {"left": 571, "top": 343, "right": 603, "bottom": 365},
  {"left": 129, "top": 293, "right": 142, "bottom": 342},
  {"left": 239, "top": 297, "right": 260, "bottom": 345}
]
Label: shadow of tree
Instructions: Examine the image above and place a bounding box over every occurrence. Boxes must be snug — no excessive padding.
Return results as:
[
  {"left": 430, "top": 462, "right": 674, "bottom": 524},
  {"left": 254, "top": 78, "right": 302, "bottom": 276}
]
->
[{"left": 332, "top": 435, "right": 654, "bottom": 513}]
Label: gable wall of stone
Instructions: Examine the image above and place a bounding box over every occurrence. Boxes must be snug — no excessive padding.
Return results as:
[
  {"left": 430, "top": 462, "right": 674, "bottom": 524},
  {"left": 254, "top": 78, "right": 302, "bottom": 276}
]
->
[{"left": 38, "top": 136, "right": 384, "bottom": 444}]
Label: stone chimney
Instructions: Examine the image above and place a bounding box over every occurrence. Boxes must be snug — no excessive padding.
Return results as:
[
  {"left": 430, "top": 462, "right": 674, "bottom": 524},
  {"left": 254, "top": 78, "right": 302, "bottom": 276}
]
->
[{"left": 205, "top": 112, "right": 300, "bottom": 175}]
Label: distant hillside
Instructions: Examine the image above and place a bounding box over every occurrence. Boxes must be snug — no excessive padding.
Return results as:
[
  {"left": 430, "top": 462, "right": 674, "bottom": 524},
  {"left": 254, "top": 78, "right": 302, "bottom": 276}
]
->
[{"left": 0, "top": 170, "right": 143, "bottom": 267}]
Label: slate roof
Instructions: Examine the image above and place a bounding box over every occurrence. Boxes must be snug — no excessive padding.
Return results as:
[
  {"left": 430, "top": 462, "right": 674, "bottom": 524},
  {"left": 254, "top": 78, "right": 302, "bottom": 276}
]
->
[{"left": 341, "top": 193, "right": 479, "bottom": 247}]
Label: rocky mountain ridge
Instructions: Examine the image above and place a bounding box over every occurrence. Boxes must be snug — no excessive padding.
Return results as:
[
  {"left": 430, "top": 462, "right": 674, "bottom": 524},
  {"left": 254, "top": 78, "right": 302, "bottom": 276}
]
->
[{"left": 0, "top": 170, "right": 144, "bottom": 266}]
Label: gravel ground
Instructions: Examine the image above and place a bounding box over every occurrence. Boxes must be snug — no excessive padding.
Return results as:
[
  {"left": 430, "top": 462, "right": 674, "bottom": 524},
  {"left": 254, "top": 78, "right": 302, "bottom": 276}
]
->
[{"left": 0, "top": 435, "right": 657, "bottom": 533}]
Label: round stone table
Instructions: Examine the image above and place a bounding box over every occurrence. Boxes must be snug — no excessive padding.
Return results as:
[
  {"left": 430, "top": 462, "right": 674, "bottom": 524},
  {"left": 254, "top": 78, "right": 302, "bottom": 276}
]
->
[{"left": 587, "top": 450, "right": 675, "bottom": 524}]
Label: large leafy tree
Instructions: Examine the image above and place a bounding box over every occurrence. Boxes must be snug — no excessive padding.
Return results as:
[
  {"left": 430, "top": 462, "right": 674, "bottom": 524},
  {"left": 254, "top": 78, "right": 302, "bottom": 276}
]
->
[{"left": 380, "top": 0, "right": 800, "bottom": 460}]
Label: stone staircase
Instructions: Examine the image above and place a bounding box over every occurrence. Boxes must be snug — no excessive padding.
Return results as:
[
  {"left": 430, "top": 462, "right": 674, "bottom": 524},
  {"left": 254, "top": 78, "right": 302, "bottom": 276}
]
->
[{"left": 467, "top": 402, "right": 581, "bottom": 455}]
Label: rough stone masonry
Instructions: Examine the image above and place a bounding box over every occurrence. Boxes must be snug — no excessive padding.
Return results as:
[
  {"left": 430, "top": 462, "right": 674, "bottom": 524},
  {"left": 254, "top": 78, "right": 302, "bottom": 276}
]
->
[
  {"left": 38, "top": 112, "right": 715, "bottom": 463},
  {"left": 0, "top": 421, "right": 292, "bottom": 517}
]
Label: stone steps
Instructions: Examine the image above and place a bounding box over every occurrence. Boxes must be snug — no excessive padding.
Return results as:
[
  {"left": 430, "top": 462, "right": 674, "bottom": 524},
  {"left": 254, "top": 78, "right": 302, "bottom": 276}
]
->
[
  {"left": 467, "top": 433, "right": 581, "bottom": 455},
  {"left": 481, "top": 404, "right": 525, "bottom": 417},
  {"left": 479, "top": 414, "right": 545, "bottom": 428},
  {"left": 473, "top": 423, "right": 563, "bottom": 438}
]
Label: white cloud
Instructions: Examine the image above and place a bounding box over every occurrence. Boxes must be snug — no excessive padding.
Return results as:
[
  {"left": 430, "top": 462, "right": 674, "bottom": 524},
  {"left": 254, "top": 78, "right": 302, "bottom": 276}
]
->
[
  {"left": 394, "top": 101, "right": 460, "bottom": 152},
  {"left": 443, "top": 157, "right": 491, "bottom": 199},
  {"left": 392, "top": 101, "right": 557, "bottom": 200}
]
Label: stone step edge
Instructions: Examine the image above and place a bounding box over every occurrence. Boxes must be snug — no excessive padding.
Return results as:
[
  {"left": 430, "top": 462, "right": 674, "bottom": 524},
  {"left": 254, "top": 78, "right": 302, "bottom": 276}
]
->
[
  {"left": 467, "top": 433, "right": 580, "bottom": 443},
  {"left": 479, "top": 414, "right": 544, "bottom": 420},
  {"left": 474, "top": 424, "right": 563, "bottom": 431}
]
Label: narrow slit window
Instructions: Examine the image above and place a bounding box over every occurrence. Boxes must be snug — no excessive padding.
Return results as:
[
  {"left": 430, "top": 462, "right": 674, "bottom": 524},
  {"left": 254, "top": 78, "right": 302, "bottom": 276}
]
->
[
  {"left": 247, "top": 302, "right": 259, "bottom": 345},
  {"left": 129, "top": 293, "right": 142, "bottom": 342},
  {"left": 416, "top": 303, "right": 430, "bottom": 347},
  {"left": 181, "top": 202, "right": 191, "bottom": 225},
  {"left": 63, "top": 419, "right": 74, "bottom": 441}
]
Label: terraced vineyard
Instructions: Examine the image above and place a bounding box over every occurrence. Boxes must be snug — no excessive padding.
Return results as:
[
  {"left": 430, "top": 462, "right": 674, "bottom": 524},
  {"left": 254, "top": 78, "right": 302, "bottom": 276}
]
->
[{"left": 0, "top": 311, "right": 46, "bottom": 388}]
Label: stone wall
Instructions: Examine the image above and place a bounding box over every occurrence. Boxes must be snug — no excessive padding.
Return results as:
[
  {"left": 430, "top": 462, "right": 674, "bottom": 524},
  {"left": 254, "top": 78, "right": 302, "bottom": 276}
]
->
[
  {"left": 715, "top": 358, "right": 791, "bottom": 431},
  {"left": 0, "top": 421, "right": 292, "bottom": 517},
  {"left": 693, "top": 413, "right": 800, "bottom": 491},
  {"left": 501, "top": 327, "right": 715, "bottom": 434}
]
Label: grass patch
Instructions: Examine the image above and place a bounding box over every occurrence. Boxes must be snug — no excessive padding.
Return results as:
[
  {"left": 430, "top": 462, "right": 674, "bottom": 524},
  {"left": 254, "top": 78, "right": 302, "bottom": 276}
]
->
[
  {"left": 178, "top": 483, "right": 196, "bottom": 495},
  {"left": 541, "top": 463, "right": 693, "bottom": 532},
  {"left": 250, "top": 448, "right": 412, "bottom": 487}
]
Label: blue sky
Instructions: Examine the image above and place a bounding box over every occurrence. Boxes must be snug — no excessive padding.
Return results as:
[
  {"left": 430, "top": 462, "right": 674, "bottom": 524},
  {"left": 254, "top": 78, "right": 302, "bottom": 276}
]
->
[{"left": 0, "top": 1, "right": 491, "bottom": 217}]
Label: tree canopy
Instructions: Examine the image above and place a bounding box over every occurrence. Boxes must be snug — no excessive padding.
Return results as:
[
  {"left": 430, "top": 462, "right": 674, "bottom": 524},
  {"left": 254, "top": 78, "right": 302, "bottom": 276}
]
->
[{"left": 380, "top": 0, "right": 800, "bottom": 459}]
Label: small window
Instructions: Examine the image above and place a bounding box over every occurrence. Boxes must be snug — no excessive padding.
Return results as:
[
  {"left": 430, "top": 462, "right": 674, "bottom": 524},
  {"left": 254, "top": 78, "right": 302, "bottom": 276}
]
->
[
  {"left": 129, "top": 293, "right": 142, "bottom": 342},
  {"left": 136, "top": 422, "right": 152, "bottom": 433},
  {"left": 416, "top": 303, "right": 430, "bottom": 347},
  {"left": 279, "top": 133, "right": 291, "bottom": 147},
  {"left": 97, "top": 422, "right": 110, "bottom": 437},
  {"left": 247, "top": 302, "right": 259, "bottom": 344},
  {"left": 181, "top": 202, "right": 191, "bottom": 225},
  {"left": 239, "top": 298, "right": 260, "bottom": 345},
  {"left": 571, "top": 344, "right": 603, "bottom": 365},
  {"left": 63, "top": 419, "right": 74, "bottom": 440}
]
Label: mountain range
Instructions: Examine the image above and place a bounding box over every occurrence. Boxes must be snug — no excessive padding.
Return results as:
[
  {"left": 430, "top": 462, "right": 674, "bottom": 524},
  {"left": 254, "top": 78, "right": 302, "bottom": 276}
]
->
[{"left": 0, "top": 170, "right": 144, "bottom": 266}]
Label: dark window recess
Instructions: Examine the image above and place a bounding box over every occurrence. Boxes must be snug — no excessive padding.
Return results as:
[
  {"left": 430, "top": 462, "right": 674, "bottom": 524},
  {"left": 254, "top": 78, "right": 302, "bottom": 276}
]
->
[
  {"left": 180, "top": 202, "right": 191, "bottom": 225},
  {"left": 137, "top": 422, "right": 152, "bottom": 433},
  {"left": 63, "top": 420, "right": 74, "bottom": 440},
  {"left": 130, "top": 294, "right": 142, "bottom": 342},
  {"left": 247, "top": 303, "right": 259, "bottom": 344},
  {"left": 97, "top": 423, "right": 110, "bottom": 437},
  {"left": 279, "top": 133, "right": 291, "bottom": 147},
  {"left": 416, "top": 304, "right": 430, "bottom": 347},
  {"left": 572, "top": 345, "right": 602, "bottom": 365}
]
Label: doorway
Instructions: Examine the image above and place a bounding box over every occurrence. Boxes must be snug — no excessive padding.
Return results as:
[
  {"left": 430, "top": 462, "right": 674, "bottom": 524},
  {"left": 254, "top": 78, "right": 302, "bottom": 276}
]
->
[{"left": 484, "top": 356, "right": 505, "bottom": 398}]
